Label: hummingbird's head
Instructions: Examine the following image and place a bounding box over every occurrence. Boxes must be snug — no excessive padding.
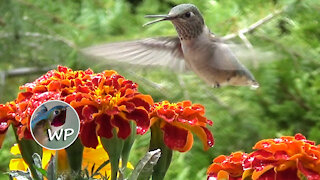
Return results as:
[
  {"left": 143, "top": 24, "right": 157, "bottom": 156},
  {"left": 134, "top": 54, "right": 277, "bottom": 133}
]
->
[
  {"left": 144, "top": 4, "right": 205, "bottom": 40},
  {"left": 48, "top": 105, "right": 67, "bottom": 127}
]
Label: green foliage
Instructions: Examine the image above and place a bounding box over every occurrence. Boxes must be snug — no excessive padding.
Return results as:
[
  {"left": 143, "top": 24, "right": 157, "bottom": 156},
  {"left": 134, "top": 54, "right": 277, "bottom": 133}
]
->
[{"left": 0, "top": 0, "right": 319, "bottom": 179}]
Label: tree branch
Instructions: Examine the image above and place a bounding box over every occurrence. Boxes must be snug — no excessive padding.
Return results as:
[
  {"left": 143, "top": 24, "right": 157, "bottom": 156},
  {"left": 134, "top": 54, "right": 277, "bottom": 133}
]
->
[
  {"left": 221, "top": 8, "right": 284, "bottom": 41},
  {"left": 1, "top": 66, "right": 57, "bottom": 78},
  {"left": 0, "top": 66, "right": 57, "bottom": 86}
]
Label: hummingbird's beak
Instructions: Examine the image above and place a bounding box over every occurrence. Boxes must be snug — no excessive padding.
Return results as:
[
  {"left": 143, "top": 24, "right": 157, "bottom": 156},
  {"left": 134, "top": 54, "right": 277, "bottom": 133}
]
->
[{"left": 143, "top": 15, "right": 175, "bottom": 27}]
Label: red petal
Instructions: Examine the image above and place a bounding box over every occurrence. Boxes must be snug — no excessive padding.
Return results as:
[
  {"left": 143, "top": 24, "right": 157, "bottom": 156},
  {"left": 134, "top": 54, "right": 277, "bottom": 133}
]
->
[
  {"left": 157, "top": 108, "right": 176, "bottom": 122},
  {"left": 274, "top": 151, "right": 289, "bottom": 160},
  {"left": 82, "top": 105, "right": 98, "bottom": 121},
  {"left": 112, "top": 115, "right": 131, "bottom": 139},
  {"left": 80, "top": 121, "right": 98, "bottom": 148},
  {"left": 96, "top": 114, "right": 113, "bottom": 139},
  {"left": 298, "top": 161, "right": 320, "bottom": 180},
  {"left": 256, "top": 169, "right": 276, "bottom": 180},
  {"left": 76, "top": 86, "right": 90, "bottom": 93},
  {"left": 119, "top": 101, "right": 135, "bottom": 112},
  {"left": 0, "top": 121, "right": 9, "bottom": 133},
  {"left": 58, "top": 66, "right": 68, "bottom": 73},
  {"left": 84, "top": 68, "right": 93, "bottom": 75},
  {"left": 129, "top": 97, "right": 152, "bottom": 111},
  {"left": 294, "top": 133, "right": 306, "bottom": 141},
  {"left": 276, "top": 168, "right": 299, "bottom": 180},
  {"left": 162, "top": 123, "right": 189, "bottom": 150},
  {"left": 201, "top": 127, "right": 215, "bottom": 148},
  {"left": 126, "top": 108, "right": 150, "bottom": 135}
]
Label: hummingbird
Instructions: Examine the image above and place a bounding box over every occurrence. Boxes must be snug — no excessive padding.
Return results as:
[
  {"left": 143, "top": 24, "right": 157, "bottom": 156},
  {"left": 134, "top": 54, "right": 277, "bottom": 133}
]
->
[
  {"left": 31, "top": 105, "right": 67, "bottom": 144},
  {"left": 82, "top": 4, "right": 259, "bottom": 88}
]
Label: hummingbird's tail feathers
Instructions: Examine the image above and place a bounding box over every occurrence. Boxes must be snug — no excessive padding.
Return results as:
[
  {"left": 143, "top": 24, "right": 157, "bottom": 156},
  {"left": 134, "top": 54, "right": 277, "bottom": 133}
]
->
[{"left": 81, "top": 37, "right": 189, "bottom": 73}]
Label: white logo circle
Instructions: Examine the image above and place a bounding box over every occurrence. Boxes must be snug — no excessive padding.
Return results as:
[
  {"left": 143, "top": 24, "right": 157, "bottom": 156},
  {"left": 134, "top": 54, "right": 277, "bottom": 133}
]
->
[{"left": 30, "top": 100, "right": 80, "bottom": 150}]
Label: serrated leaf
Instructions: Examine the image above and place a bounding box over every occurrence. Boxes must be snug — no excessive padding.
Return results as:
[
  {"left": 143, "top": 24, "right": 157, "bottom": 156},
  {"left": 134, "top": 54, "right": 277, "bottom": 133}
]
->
[
  {"left": 7, "top": 170, "right": 32, "bottom": 180},
  {"left": 46, "top": 154, "right": 56, "bottom": 180},
  {"left": 129, "top": 149, "right": 161, "bottom": 180},
  {"left": 32, "top": 153, "right": 45, "bottom": 179}
]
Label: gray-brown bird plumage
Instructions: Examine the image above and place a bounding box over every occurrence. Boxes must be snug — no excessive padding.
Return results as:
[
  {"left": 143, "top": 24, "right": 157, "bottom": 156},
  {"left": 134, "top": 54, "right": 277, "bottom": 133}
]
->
[{"left": 82, "top": 3, "right": 259, "bottom": 88}]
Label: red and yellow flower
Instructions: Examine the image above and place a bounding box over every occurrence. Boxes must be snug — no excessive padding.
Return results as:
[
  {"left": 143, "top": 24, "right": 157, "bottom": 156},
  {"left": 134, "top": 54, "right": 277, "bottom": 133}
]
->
[
  {"left": 0, "top": 102, "right": 16, "bottom": 147},
  {"left": 243, "top": 133, "right": 320, "bottom": 180},
  {"left": 150, "top": 100, "right": 214, "bottom": 152},
  {"left": 207, "top": 134, "right": 320, "bottom": 180},
  {"left": 1, "top": 66, "right": 153, "bottom": 148},
  {"left": 9, "top": 142, "right": 133, "bottom": 179},
  {"left": 207, "top": 152, "right": 247, "bottom": 180}
]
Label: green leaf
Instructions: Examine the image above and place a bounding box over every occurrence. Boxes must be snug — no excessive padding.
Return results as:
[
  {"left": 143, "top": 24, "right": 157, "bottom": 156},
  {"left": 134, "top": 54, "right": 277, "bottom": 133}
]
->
[
  {"left": 46, "top": 154, "right": 56, "bottom": 180},
  {"left": 7, "top": 170, "right": 32, "bottom": 180},
  {"left": 32, "top": 153, "right": 46, "bottom": 178},
  {"left": 101, "top": 129, "right": 125, "bottom": 180},
  {"left": 65, "top": 138, "right": 84, "bottom": 174},
  {"left": 13, "top": 127, "right": 43, "bottom": 180},
  {"left": 92, "top": 160, "right": 110, "bottom": 177},
  {"left": 129, "top": 149, "right": 161, "bottom": 180}
]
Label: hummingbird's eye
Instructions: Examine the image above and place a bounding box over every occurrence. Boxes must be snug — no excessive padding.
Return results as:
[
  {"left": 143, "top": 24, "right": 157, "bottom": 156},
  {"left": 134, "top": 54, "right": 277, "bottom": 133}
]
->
[
  {"left": 184, "top": 12, "right": 192, "bottom": 18},
  {"left": 54, "top": 110, "right": 60, "bottom": 115}
]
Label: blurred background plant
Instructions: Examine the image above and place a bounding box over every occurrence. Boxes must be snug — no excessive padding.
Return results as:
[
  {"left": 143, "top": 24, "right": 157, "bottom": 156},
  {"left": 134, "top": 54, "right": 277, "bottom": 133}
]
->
[{"left": 0, "top": 0, "right": 319, "bottom": 179}]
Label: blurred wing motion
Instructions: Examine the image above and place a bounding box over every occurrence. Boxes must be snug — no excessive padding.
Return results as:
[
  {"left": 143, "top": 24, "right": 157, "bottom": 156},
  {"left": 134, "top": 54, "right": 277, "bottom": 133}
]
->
[
  {"left": 210, "top": 41, "right": 258, "bottom": 86},
  {"left": 81, "top": 37, "right": 188, "bottom": 72}
]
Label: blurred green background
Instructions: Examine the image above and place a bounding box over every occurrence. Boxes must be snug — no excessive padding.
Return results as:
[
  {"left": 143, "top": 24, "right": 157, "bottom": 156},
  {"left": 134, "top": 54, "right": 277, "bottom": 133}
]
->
[{"left": 0, "top": 0, "right": 319, "bottom": 179}]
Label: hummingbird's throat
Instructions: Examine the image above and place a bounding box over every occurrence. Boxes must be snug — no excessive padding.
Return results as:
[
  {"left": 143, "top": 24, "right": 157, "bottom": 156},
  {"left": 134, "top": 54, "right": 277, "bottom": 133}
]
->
[{"left": 173, "top": 21, "right": 204, "bottom": 40}]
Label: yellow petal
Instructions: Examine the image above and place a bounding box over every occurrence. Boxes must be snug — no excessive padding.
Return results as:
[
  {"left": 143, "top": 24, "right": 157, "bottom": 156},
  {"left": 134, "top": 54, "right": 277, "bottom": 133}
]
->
[
  {"left": 9, "top": 159, "right": 28, "bottom": 171},
  {"left": 10, "top": 144, "right": 21, "bottom": 155}
]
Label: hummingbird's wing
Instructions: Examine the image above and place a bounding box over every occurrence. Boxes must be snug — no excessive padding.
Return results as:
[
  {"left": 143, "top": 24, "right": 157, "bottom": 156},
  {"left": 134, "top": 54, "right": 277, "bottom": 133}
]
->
[
  {"left": 207, "top": 36, "right": 258, "bottom": 87},
  {"left": 81, "top": 37, "right": 188, "bottom": 72},
  {"left": 31, "top": 105, "right": 48, "bottom": 130}
]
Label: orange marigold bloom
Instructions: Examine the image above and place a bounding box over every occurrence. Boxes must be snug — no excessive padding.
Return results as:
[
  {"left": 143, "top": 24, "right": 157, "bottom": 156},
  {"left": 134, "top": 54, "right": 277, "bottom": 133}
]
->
[
  {"left": 0, "top": 102, "right": 17, "bottom": 147},
  {"left": 207, "top": 152, "right": 247, "bottom": 180},
  {"left": 150, "top": 100, "right": 214, "bottom": 152},
  {"left": 243, "top": 133, "right": 320, "bottom": 180},
  {"left": 4, "top": 66, "right": 153, "bottom": 148},
  {"left": 207, "top": 134, "right": 320, "bottom": 180}
]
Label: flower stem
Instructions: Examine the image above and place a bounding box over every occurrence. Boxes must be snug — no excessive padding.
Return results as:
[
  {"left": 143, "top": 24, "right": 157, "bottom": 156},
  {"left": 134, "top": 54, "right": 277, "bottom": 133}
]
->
[
  {"left": 101, "top": 129, "right": 124, "bottom": 180},
  {"left": 149, "top": 122, "right": 172, "bottom": 180},
  {"left": 121, "top": 122, "right": 136, "bottom": 172},
  {"left": 65, "top": 138, "right": 83, "bottom": 175},
  {"left": 13, "top": 126, "right": 43, "bottom": 180}
]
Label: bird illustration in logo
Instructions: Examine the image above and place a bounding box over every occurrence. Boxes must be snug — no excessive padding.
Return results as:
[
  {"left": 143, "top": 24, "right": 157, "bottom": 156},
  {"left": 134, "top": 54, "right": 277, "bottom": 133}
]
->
[{"left": 31, "top": 105, "right": 67, "bottom": 145}]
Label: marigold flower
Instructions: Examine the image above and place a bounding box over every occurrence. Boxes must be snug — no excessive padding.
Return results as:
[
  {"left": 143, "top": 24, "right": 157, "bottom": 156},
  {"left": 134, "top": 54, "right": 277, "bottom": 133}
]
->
[
  {"left": 243, "top": 133, "right": 320, "bottom": 180},
  {"left": 207, "top": 134, "right": 320, "bottom": 180},
  {"left": 2, "top": 66, "right": 153, "bottom": 148},
  {"left": 9, "top": 142, "right": 133, "bottom": 178},
  {"left": 0, "top": 102, "right": 17, "bottom": 147},
  {"left": 150, "top": 100, "right": 214, "bottom": 152},
  {"left": 9, "top": 144, "right": 54, "bottom": 171},
  {"left": 207, "top": 152, "right": 247, "bottom": 180}
]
